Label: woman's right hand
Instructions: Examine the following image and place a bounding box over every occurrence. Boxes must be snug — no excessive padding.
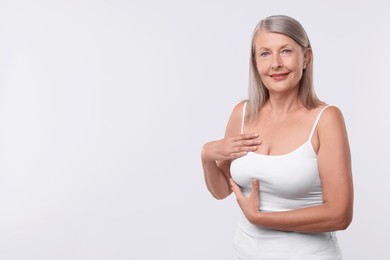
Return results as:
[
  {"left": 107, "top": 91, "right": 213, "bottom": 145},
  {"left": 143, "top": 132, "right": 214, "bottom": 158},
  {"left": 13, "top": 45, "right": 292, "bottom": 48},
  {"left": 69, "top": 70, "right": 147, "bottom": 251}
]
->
[{"left": 202, "top": 133, "right": 262, "bottom": 162}]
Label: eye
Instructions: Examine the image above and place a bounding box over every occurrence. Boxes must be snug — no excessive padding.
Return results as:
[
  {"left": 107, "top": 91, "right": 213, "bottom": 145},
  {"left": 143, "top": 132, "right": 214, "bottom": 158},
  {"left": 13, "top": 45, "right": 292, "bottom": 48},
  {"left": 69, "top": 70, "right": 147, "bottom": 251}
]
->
[
  {"left": 281, "top": 49, "right": 292, "bottom": 55},
  {"left": 259, "top": 51, "right": 270, "bottom": 58}
]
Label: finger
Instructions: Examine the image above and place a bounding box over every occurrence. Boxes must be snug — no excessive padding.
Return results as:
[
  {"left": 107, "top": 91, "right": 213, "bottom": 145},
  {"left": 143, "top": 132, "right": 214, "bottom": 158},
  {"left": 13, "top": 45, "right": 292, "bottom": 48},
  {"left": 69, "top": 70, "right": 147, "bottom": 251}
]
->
[
  {"left": 230, "top": 178, "right": 239, "bottom": 192},
  {"left": 230, "top": 145, "right": 259, "bottom": 158},
  {"left": 230, "top": 151, "right": 248, "bottom": 159},
  {"left": 241, "top": 133, "right": 260, "bottom": 139},
  {"left": 230, "top": 138, "right": 261, "bottom": 152},
  {"left": 231, "top": 145, "right": 258, "bottom": 154},
  {"left": 229, "top": 150, "right": 255, "bottom": 160},
  {"left": 251, "top": 179, "right": 259, "bottom": 193},
  {"left": 232, "top": 133, "right": 259, "bottom": 141},
  {"left": 250, "top": 179, "right": 260, "bottom": 198},
  {"left": 230, "top": 178, "right": 244, "bottom": 199},
  {"left": 236, "top": 139, "right": 262, "bottom": 148}
]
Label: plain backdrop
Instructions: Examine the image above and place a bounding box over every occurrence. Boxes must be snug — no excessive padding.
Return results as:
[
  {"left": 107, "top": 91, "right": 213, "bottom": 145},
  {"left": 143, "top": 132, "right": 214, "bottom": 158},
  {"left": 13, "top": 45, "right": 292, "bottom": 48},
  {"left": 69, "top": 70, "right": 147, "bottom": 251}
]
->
[{"left": 0, "top": 0, "right": 389, "bottom": 259}]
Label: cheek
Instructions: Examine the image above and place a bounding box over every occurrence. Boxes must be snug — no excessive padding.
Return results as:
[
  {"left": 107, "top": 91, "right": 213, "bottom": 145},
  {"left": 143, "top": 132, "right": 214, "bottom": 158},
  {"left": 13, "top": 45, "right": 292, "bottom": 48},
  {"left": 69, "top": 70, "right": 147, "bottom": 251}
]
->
[
  {"left": 285, "top": 58, "right": 303, "bottom": 78},
  {"left": 291, "top": 56, "right": 305, "bottom": 71},
  {"left": 255, "top": 62, "right": 269, "bottom": 77},
  {"left": 294, "top": 62, "right": 305, "bottom": 80}
]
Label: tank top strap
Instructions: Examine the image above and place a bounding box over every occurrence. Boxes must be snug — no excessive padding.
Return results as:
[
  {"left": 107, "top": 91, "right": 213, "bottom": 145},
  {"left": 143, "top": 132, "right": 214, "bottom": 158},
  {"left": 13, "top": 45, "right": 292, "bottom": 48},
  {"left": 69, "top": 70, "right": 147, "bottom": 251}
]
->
[
  {"left": 308, "top": 105, "right": 330, "bottom": 141},
  {"left": 240, "top": 101, "right": 247, "bottom": 134}
]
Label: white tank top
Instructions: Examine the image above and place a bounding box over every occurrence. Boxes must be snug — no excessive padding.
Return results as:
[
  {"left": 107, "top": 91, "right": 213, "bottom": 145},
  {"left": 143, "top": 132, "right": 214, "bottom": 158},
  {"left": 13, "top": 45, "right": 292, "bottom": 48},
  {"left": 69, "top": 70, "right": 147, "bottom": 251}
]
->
[{"left": 231, "top": 103, "right": 330, "bottom": 212}]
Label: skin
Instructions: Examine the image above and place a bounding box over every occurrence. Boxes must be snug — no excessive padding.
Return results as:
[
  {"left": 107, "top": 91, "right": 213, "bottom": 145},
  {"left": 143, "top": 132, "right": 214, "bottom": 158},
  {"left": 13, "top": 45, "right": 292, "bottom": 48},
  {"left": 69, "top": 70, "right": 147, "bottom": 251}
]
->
[{"left": 201, "top": 29, "right": 353, "bottom": 232}]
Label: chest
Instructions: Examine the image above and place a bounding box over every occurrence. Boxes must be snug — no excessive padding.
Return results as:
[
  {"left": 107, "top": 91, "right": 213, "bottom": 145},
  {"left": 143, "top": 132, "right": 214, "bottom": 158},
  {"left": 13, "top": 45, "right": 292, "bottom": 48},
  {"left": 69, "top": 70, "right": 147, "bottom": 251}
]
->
[
  {"left": 230, "top": 144, "right": 321, "bottom": 198},
  {"left": 244, "top": 116, "right": 316, "bottom": 156}
]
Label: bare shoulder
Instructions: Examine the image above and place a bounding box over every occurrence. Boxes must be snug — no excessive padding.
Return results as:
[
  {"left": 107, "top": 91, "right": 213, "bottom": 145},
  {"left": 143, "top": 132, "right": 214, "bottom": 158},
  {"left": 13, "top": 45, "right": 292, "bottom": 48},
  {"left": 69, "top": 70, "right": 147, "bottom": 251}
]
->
[
  {"left": 317, "top": 105, "right": 349, "bottom": 148},
  {"left": 225, "top": 100, "right": 247, "bottom": 137},
  {"left": 317, "top": 106, "right": 346, "bottom": 130},
  {"left": 232, "top": 100, "right": 247, "bottom": 113}
]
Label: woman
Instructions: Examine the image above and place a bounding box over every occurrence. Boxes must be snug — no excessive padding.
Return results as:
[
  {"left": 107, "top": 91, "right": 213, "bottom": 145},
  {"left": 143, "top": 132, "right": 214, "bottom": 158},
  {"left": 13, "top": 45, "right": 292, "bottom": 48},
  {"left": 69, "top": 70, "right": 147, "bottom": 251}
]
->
[{"left": 201, "top": 15, "right": 353, "bottom": 259}]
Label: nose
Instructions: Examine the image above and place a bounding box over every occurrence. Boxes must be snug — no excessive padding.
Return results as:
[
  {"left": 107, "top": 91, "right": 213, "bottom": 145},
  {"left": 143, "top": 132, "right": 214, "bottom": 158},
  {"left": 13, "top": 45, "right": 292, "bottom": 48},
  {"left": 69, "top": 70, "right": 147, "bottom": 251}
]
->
[{"left": 271, "top": 54, "right": 282, "bottom": 70}]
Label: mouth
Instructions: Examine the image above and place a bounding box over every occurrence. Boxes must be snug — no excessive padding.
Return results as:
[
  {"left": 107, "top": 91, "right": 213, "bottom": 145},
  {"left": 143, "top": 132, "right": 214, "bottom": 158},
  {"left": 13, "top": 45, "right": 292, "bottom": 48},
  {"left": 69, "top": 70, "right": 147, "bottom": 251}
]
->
[{"left": 270, "top": 73, "right": 289, "bottom": 80}]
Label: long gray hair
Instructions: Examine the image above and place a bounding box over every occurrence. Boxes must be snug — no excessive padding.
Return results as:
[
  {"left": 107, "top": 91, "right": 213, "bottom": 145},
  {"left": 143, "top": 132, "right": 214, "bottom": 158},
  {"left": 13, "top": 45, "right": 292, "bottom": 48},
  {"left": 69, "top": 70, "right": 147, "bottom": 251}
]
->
[{"left": 247, "top": 15, "right": 323, "bottom": 122}]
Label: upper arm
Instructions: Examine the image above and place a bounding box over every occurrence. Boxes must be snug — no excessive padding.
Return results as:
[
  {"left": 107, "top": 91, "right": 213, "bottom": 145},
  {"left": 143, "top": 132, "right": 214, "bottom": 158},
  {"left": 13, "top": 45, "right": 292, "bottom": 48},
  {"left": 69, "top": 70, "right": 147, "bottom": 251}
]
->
[
  {"left": 224, "top": 101, "right": 246, "bottom": 138},
  {"left": 216, "top": 101, "right": 246, "bottom": 179},
  {"left": 317, "top": 106, "right": 353, "bottom": 225}
]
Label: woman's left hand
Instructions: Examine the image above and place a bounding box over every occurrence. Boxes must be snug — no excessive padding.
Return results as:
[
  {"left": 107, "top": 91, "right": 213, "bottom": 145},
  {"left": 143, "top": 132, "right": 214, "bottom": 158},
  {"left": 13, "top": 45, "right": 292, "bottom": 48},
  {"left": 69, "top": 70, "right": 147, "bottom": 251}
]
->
[{"left": 230, "top": 178, "right": 261, "bottom": 224}]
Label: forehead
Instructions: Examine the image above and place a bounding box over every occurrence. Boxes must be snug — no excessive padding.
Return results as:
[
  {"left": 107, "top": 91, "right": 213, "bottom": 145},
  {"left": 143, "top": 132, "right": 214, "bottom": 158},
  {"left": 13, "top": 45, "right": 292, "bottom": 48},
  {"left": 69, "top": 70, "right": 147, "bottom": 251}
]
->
[{"left": 254, "top": 29, "right": 299, "bottom": 49}]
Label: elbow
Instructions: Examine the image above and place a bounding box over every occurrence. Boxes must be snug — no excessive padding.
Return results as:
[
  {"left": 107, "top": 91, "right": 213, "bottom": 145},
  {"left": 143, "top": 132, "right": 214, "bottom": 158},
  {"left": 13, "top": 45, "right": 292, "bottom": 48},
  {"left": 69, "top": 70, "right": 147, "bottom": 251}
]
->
[
  {"left": 211, "top": 191, "right": 230, "bottom": 200},
  {"left": 334, "top": 210, "right": 353, "bottom": 231},
  {"left": 214, "top": 195, "right": 227, "bottom": 200},
  {"left": 339, "top": 214, "right": 353, "bottom": 230},
  {"left": 208, "top": 186, "right": 231, "bottom": 200},
  {"left": 207, "top": 182, "right": 232, "bottom": 200}
]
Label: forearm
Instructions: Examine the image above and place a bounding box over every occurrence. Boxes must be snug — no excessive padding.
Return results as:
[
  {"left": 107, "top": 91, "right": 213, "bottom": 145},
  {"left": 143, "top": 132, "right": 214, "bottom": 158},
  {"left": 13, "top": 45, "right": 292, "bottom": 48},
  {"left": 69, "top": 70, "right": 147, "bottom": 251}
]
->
[
  {"left": 201, "top": 151, "right": 231, "bottom": 200},
  {"left": 249, "top": 204, "right": 352, "bottom": 233}
]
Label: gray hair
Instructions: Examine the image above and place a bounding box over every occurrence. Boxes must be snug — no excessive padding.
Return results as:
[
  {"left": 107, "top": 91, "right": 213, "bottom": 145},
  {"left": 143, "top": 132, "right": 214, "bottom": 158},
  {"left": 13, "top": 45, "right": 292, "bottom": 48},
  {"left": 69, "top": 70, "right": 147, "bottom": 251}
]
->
[{"left": 247, "top": 15, "right": 323, "bottom": 122}]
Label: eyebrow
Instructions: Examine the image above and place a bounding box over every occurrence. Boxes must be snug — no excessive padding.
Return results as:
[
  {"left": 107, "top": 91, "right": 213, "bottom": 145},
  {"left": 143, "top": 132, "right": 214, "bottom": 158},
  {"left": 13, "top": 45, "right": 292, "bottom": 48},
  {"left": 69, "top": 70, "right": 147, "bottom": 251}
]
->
[{"left": 256, "top": 44, "right": 294, "bottom": 53}]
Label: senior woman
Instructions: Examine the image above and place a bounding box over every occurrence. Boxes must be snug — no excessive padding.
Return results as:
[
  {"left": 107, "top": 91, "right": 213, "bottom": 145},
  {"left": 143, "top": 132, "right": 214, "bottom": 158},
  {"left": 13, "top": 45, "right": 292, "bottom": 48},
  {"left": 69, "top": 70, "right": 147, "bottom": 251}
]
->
[{"left": 201, "top": 15, "right": 353, "bottom": 259}]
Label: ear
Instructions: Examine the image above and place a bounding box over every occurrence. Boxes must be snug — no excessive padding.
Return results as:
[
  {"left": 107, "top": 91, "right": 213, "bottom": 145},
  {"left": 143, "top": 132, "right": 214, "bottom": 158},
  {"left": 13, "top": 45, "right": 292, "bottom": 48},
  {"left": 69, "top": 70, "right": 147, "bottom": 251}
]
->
[{"left": 303, "top": 48, "right": 312, "bottom": 65}]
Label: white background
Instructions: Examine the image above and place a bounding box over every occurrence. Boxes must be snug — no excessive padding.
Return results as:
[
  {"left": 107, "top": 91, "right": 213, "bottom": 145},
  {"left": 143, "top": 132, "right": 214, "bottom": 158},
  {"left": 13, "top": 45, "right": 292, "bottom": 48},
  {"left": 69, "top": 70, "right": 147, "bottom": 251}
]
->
[{"left": 0, "top": 0, "right": 389, "bottom": 259}]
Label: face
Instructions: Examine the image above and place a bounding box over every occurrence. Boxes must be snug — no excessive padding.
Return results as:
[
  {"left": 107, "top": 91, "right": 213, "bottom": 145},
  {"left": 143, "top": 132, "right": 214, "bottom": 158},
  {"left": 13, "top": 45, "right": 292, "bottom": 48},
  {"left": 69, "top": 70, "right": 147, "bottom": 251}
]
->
[{"left": 253, "top": 29, "right": 310, "bottom": 95}]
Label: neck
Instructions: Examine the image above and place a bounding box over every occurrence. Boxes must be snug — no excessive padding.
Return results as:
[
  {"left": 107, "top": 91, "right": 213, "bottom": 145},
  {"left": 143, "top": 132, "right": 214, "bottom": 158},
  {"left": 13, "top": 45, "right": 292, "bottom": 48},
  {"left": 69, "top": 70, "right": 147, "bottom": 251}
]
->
[{"left": 265, "top": 90, "right": 302, "bottom": 116}]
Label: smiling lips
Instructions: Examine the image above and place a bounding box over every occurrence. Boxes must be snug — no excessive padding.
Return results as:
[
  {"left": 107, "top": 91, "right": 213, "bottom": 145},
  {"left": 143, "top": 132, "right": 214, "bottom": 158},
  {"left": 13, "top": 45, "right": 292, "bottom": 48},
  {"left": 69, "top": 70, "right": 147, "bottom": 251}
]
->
[{"left": 270, "top": 72, "right": 289, "bottom": 80}]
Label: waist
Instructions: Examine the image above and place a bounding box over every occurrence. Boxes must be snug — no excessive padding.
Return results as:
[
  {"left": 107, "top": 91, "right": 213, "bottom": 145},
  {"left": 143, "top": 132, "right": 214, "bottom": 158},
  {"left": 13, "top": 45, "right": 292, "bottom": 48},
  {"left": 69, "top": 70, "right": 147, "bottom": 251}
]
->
[{"left": 241, "top": 189, "right": 323, "bottom": 213}]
